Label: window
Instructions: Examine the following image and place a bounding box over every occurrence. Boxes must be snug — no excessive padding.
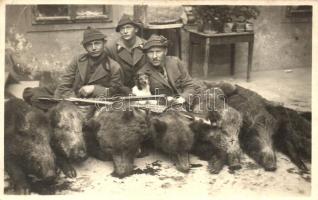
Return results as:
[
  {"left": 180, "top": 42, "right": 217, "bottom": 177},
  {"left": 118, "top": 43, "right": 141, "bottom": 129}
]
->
[
  {"left": 286, "top": 6, "right": 312, "bottom": 18},
  {"left": 32, "top": 5, "right": 112, "bottom": 24},
  {"left": 283, "top": 6, "right": 312, "bottom": 23}
]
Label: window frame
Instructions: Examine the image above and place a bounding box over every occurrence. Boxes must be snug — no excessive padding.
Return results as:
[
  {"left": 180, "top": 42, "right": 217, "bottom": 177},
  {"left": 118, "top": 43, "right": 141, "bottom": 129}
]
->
[
  {"left": 286, "top": 6, "right": 312, "bottom": 18},
  {"left": 32, "top": 5, "right": 112, "bottom": 25}
]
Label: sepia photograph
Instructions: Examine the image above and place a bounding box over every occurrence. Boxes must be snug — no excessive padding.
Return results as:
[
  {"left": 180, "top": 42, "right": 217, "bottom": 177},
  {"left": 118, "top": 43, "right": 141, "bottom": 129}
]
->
[{"left": 1, "top": 0, "right": 317, "bottom": 199}]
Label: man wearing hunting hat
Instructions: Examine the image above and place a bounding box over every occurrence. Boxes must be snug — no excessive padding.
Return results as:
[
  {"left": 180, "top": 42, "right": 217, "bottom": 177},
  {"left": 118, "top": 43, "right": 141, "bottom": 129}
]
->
[
  {"left": 54, "top": 26, "right": 124, "bottom": 99},
  {"left": 23, "top": 26, "right": 124, "bottom": 111},
  {"left": 139, "top": 34, "right": 200, "bottom": 106},
  {"left": 105, "top": 14, "right": 146, "bottom": 89}
]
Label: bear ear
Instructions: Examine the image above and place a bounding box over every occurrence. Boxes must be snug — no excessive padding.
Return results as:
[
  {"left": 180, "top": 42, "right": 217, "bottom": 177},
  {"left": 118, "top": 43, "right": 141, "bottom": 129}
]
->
[
  {"left": 122, "top": 109, "right": 135, "bottom": 120},
  {"left": 83, "top": 118, "right": 100, "bottom": 133},
  {"left": 208, "top": 110, "right": 221, "bottom": 124},
  {"left": 189, "top": 120, "right": 202, "bottom": 133},
  {"left": 152, "top": 119, "right": 167, "bottom": 135},
  {"left": 47, "top": 106, "right": 59, "bottom": 128}
]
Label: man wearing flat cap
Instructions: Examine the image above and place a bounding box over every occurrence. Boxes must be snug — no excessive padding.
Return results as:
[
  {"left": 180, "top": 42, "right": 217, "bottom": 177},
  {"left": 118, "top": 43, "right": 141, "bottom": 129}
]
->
[
  {"left": 23, "top": 26, "right": 124, "bottom": 111},
  {"left": 139, "top": 34, "right": 200, "bottom": 106},
  {"left": 105, "top": 14, "right": 146, "bottom": 90}
]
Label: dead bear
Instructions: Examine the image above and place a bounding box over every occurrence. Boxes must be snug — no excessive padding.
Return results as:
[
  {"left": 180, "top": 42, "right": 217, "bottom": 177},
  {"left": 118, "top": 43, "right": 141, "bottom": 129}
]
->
[
  {"left": 48, "top": 101, "right": 88, "bottom": 178},
  {"left": 5, "top": 98, "right": 57, "bottom": 194},
  {"left": 150, "top": 110, "right": 194, "bottom": 173},
  {"left": 266, "top": 105, "right": 311, "bottom": 171},
  {"left": 190, "top": 87, "right": 243, "bottom": 174},
  {"left": 84, "top": 107, "right": 150, "bottom": 178}
]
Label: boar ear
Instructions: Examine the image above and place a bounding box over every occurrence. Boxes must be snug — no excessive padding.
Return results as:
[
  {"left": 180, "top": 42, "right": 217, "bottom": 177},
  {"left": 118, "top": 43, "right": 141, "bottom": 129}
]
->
[
  {"left": 152, "top": 119, "right": 167, "bottom": 134},
  {"left": 83, "top": 119, "right": 100, "bottom": 132},
  {"left": 122, "top": 109, "right": 134, "bottom": 120}
]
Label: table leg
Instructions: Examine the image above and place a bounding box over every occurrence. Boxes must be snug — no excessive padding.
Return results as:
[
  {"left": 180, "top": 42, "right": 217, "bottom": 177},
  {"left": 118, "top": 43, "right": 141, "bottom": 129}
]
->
[
  {"left": 178, "top": 28, "right": 182, "bottom": 59},
  {"left": 203, "top": 38, "right": 210, "bottom": 78},
  {"left": 230, "top": 44, "right": 235, "bottom": 76},
  {"left": 188, "top": 33, "right": 193, "bottom": 75},
  {"left": 247, "top": 38, "right": 254, "bottom": 82}
]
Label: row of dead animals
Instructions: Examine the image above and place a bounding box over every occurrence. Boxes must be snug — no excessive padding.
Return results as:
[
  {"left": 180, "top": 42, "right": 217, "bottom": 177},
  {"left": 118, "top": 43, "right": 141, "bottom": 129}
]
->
[{"left": 4, "top": 83, "right": 311, "bottom": 195}]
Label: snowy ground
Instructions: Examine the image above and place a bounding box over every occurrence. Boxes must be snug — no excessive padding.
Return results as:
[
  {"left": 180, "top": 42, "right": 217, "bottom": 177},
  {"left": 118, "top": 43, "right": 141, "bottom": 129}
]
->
[{"left": 4, "top": 152, "right": 312, "bottom": 197}]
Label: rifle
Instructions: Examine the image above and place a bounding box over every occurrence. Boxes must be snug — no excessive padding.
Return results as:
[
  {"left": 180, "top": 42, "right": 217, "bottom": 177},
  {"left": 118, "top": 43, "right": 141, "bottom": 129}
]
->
[{"left": 37, "top": 94, "right": 167, "bottom": 106}]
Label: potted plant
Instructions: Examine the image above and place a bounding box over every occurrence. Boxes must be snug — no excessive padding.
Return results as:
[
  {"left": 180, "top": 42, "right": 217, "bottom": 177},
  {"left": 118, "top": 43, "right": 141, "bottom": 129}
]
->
[
  {"left": 231, "top": 6, "right": 260, "bottom": 32},
  {"left": 192, "top": 6, "right": 229, "bottom": 33},
  {"left": 191, "top": 6, "right": 260, "bottom": 33}
]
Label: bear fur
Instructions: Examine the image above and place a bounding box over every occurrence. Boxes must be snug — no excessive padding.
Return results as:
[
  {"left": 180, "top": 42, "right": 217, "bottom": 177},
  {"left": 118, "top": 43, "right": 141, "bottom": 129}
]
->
[
  {"left": 84, "top": 107, "right": 150, "bottom": 178},
  {"left": 150, "top": 110, "right": 194, "bottom": 173}
]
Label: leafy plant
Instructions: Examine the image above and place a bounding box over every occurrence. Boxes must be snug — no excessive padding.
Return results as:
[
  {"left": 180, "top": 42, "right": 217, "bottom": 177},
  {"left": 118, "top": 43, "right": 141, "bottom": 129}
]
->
[
  {"left": 191, "top": 6, "right": 260, "bottom": 32},
  {"left": 231, "top": 6, "right": 260, "bottom": 22}
]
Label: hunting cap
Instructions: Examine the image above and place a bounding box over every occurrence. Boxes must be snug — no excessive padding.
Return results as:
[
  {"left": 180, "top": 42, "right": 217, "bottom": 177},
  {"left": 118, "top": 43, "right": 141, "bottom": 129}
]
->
[
  {"left": 116, "top": 14, "right": 143, "bottom": 32},
  {"left": 82, "top": 26, "right": 106, "bottom": 45},
  {"left": 143, "top": 34, "right": 168, "bottom": 52}
]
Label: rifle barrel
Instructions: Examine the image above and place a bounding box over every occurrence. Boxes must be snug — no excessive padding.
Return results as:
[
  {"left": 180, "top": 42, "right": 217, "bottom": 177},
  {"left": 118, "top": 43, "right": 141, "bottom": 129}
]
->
[{"left": 37, "top": 94, "right": 167, "bottom": 105}]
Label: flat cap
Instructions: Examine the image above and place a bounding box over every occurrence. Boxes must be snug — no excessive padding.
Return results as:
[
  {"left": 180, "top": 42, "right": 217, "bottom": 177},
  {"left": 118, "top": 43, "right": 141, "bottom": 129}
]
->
[{"left": 143, "top": 34, "right": 168, "bottom": 51}]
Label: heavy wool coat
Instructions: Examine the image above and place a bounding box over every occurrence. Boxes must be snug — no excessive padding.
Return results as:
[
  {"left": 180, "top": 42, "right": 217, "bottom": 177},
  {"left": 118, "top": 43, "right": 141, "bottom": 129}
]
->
[
  {"left": 138, "top": 56, "right": 201, "bottom": 103},
  {"left": 54, "top": 53, "right": 123, "bottom": 98},
  {"left": 105, "top": 36, "right": 147, "bottom": 88}
]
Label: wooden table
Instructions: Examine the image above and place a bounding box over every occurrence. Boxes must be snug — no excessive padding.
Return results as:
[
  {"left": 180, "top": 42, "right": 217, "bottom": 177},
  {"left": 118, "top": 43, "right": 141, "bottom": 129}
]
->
[
  {"left": 142, "top": 23, "right": 183, "bottom": 59},
  {"left": 187, "top": 29, "right": 254, "bottom": 81}
]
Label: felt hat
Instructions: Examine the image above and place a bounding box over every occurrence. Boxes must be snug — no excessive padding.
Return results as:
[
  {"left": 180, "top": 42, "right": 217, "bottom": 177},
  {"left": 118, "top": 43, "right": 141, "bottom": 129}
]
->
[
  {"left": 143, "top": 34, "right": 168, "bottom": 51},
  {"left": 116, "top": 14, "right": 143, "bottom": 32},
  {"left": 81, "top": 26, "right": 106, "bottom": 45}
]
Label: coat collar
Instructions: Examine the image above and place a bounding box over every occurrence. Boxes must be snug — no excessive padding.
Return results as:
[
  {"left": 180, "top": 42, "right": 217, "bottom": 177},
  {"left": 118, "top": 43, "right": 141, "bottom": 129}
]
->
[
  {"left": 116, "top": 36, "right": 144, "bottom": 66},
  {"left": 116, "top": 36, "right": 144, "bottom": 51},
  {"left": 78, "top": 56, "right": 88, "bottom": 83},
  {"left": 132, "top": 47, "right": 144, "bottom": 66},
  {"left": 88, "top": 61, "right": 110, "bottom": 83},
  {"left": 144, "top": 62, "right": 172, "bottom": 89},
  {"left": 77, "top": 53, "right": 110, "bottom": 84},
  {"left": 165, "top": 57, "right": 177, "bottom": 90}
]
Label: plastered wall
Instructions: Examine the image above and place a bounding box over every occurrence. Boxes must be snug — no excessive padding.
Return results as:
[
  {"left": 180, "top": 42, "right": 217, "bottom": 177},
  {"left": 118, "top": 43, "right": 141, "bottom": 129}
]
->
[{"left": 5, "top": 5, "right": 312, "bottom": 78}]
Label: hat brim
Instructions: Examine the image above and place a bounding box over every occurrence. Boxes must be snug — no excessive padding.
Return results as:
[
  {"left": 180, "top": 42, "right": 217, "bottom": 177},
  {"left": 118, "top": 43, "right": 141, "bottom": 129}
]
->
[
  {"left": 143, "top": 44, "right": 168, "bottom": 52},
  {"left": 116, "top": 22, "right": 142, "bottom": 32}
]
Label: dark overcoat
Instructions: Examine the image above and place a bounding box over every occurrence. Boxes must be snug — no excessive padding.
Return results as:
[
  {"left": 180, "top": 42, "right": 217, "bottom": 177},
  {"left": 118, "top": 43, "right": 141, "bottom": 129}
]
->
[
  {"left": 138, "top": 56, "right": 201, "bottom": 103},
  {"left": 105, "top": 36, "right": 147, "bottom": 88},
  {"left": 54, "top": 53, "right": 123, "bottom": 98}
]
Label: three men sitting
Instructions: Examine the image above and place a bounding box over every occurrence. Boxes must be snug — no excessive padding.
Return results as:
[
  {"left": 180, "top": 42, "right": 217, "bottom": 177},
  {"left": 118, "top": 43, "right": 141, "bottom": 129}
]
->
[{"left": 23, "top": 14, "right": 201, "bottom": 111}]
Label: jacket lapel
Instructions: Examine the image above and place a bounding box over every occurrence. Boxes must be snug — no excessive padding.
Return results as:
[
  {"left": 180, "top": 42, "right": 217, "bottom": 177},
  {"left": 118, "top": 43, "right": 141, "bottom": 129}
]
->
[
  {"left": 165, "top": 59, "right": 178, "bottom": 92},
  {"left": 147, "top": 66, "right": 172, "bottom": 89},
  {"left": 118, "top": 49, "right": 133, "bottom": 66},
  {"left": 133, "top": 47, "right": 144, "bottom": 66},
  {"left": 77, "top": 59, "right": 88, "bottom": 83},
  {"left": 88, "top": 63, "right": 108, "bottom": 84}
]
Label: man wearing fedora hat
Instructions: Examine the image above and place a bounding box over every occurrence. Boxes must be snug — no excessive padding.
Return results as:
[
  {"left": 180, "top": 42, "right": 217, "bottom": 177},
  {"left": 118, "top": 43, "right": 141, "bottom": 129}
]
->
[
  {"left": 23, "top": 26, "right": 124, "bottom": 111},
  {"left": 139, "top": 34, "right": 200, "bottom": 106},
  {"left": 105, "top": 14, "right": 147, "bottom": 89}
]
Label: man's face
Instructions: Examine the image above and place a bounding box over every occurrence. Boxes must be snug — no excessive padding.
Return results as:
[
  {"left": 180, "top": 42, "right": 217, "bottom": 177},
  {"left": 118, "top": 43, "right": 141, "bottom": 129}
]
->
[
  {"left": 119, "top": 24, "right": 138, "bottom": 41},
  {"left": 85, "top": 40, "right": 105, "bottom": 57},
  {"left": 146, "top": 46, "right": 167, "bottom": 67}
]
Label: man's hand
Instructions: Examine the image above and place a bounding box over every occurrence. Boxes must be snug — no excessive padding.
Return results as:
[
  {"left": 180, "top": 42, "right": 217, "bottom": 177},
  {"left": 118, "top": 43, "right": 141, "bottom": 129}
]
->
[{"left": 79, "top": 85, "right": 95, "bottom": 97}]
